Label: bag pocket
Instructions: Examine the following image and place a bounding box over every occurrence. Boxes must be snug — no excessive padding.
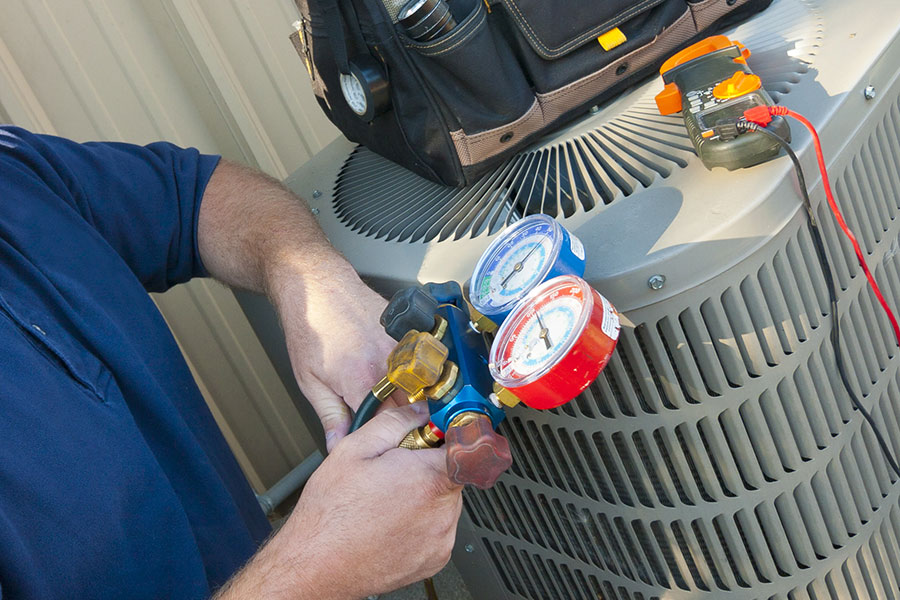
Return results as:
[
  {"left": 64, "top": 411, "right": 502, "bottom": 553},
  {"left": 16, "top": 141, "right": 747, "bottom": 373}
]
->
[
  {"left": 500, "top": 0, "right": 668, "bottom": 59},
  {"left": 497, "top": 0, "right": 689, "bottom": 93},
  {"left": 403, "top": 0, "right": 534, "bottom": 135}
]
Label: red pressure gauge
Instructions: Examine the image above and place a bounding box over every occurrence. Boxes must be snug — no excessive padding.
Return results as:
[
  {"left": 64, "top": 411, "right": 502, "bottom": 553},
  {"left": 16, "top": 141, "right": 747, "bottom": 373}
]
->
[{"left": 488, "top": 276, "right": 620, "bottom": 409}]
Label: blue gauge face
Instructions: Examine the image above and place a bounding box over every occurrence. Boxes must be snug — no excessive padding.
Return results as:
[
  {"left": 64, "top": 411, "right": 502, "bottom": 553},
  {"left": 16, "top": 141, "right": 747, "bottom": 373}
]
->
[{"left": 472, "top": 218, "right": 557, "bottom": 313}]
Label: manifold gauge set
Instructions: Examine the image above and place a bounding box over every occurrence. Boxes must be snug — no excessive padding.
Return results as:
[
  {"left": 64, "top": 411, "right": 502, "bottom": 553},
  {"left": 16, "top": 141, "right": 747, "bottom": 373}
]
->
[
  {"left": 373, "top": 213, "right": 620, "bottom": 489},
  {"left": 470, "top": 215, "right": 619, "bottom": 406}
]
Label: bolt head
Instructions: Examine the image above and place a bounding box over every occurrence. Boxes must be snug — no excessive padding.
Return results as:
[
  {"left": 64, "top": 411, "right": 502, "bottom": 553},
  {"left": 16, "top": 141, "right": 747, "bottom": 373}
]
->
[
  {"left": 311, "top": 207, "right": 320, "bottom": 215},
  {"left": 648, "top": 274, "right": 666, "bottom": 290},
  {"left": 589, "top": 105, "right": 601, "bottom": 114},
  {"left": 465, "top": 544, "right": 475, "bottom": 553},
  {"left": 312, "top": 189, "right": 322, "bottom": 199},
  {"left": 864, "top": 85, "right": 876, "bottom": 100}
]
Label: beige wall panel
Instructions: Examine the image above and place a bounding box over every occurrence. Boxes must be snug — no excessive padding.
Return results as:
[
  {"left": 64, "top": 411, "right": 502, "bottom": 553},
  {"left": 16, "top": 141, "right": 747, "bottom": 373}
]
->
[
  {"left": 195, "top": 0, "right": 341, "bottom": 169},
  {"left": 0, "top": 36, "right": 55, "bottom": 132},
  {"left": 0, "top": 0, "right": 340, "bottom": 491},
  {"left": 153, "top": 282, "right": 319, "bottom": 490}
]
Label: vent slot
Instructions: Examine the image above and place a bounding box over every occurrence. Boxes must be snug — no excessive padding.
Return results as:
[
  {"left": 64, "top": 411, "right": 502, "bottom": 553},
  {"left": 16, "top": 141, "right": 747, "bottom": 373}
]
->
[
  {"left": 632, "top": 430, "right": 674, "bottom": 507},
  {"left": 713, "top": 515, "right": 752, "bottom": 588},
  {"left": 671, "top": 520, "right": 710, "bottom": 590},
  {"left": 593, "top": 432, "right": 636, "bottom": 507},
  {"left": 650, "top": 520, "right": 690, "bottom": 590}
]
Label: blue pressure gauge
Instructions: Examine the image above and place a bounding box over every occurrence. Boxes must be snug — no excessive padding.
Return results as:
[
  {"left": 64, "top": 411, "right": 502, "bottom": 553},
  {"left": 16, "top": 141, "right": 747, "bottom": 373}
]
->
[{"left": 469, "top": 214, "right": 586, "bottom": 324}]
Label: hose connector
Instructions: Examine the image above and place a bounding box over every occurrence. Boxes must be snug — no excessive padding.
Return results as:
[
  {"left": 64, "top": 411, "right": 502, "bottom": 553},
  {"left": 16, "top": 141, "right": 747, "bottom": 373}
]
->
[{"left": 399, "top": 422, "right": 444, "bottom": 449}]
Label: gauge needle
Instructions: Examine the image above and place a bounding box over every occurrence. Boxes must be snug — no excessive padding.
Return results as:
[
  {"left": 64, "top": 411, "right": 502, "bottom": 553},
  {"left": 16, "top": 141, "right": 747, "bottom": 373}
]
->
[
  {"left": 501, "top": 242, "right": 541, "bottom": 289},
  {"left": 536, "top": 312, "right": 552, "bottom": 350},
  {"left": 500, "top": 262, "right": 522, "bottom": 288}
]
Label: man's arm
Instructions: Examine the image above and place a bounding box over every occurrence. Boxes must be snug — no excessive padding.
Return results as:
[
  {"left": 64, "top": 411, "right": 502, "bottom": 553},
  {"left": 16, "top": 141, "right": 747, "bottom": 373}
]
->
[
  {"left": 197, "top": 159, "right": 396, "bottom": 449},
  {"left": 198, "top": 161, "right": 464, "bottom": 598}
]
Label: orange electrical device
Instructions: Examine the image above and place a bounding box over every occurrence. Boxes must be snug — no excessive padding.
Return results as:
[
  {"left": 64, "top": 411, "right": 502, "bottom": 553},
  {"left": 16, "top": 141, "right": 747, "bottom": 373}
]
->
[{"left": 654, "top": 35, "right": 789, "bottom": 169}]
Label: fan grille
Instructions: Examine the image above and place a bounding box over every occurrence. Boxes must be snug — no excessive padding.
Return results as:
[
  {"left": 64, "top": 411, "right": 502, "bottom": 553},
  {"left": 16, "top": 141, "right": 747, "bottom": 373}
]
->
[{"left": 332, "top": 0, "right": 820, "bottom": 243}]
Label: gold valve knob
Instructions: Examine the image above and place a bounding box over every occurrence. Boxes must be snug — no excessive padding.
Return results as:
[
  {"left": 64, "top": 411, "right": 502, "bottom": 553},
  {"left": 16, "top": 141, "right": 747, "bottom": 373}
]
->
[{"left": 386, "top": 330, "right": 449, "bottom": 397}]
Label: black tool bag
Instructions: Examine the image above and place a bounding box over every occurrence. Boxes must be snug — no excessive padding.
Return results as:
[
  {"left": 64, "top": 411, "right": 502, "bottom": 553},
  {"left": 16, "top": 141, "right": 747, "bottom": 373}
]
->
[{"left": 291, "top": 0, "right": 771, "bottom": 187}]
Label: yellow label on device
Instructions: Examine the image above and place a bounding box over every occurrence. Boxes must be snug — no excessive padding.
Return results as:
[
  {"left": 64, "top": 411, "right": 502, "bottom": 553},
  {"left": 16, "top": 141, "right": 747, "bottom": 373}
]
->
[{"left": 598, "top": 27, "right": 627, "bottom": 51}]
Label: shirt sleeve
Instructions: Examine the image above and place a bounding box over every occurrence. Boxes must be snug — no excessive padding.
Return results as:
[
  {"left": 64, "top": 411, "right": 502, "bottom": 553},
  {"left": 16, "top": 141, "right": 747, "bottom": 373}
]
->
[{"left": 0, "top": 126, "right": 220, "bottom": 292}]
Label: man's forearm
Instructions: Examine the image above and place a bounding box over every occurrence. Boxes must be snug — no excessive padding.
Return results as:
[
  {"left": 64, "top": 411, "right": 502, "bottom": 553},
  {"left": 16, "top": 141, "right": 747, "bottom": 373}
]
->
[
  {"left": 212, "top": 528, "right": 324, "bottom": 600},
  {"left": 196, "top": 158, "right": 396, "bottom": 446},
  {"left": 197, "top": 159, "right": 356, "bottom": 299}
]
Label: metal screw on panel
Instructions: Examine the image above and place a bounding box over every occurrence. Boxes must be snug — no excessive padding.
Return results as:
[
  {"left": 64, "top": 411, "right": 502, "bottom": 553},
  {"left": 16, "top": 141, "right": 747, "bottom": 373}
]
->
[
  {"left": 311, "top": 207, "right": 320, "bottom": 215},
  {"left": 366, "top": 596, "right": 379, "bottom": 600},
  {"left": 864, "top": 85, "right": 876, "bottom": 100},
  {"left": 647, "top": 274, "right": 666, "bottom": 290},
  {"left": 465, "top": 544, "right": 475, "bottom": 553},
  {"left": 312, "top": 189, "right": 322, "bottom": 199},
  {"left": 589, "top": 105, "right": 601, "bottom": 114}
]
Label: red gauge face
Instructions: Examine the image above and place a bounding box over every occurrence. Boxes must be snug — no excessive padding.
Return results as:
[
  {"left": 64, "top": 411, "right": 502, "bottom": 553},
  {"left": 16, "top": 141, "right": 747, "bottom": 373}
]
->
[{"left": 490, "top": 276, "right": 620, "bottom": 409}]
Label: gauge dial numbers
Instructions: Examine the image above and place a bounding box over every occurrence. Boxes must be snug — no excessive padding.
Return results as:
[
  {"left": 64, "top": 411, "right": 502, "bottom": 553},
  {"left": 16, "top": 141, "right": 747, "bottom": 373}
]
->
[
  {"left": 489, "top": 276, "right": 620, "bottom": 409},
  {"left": 481, "top": 233, "right": 551, "bottom": 306},
  {"left": 503, "top": 297, "right": 579, "bottom": 376},
  {"left": 469, "top": 214, "right": 585, "bottom": 324}
]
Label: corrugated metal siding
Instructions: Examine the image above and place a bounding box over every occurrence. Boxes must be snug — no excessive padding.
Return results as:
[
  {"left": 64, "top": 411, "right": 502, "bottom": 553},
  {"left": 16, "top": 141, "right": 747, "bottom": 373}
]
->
[{"left": 0, "top": 0, "right": 341, "bottom": 491}]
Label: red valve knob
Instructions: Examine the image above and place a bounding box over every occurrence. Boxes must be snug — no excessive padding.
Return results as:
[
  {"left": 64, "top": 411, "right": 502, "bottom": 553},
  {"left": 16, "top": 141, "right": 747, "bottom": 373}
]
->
[{"left": 445, "top": 412, "right": 512, "bottom": 489}]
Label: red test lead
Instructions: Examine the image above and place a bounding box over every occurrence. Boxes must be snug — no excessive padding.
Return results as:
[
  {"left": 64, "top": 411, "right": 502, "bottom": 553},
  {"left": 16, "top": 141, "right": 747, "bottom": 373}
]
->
[{"left": 744, "top": 105, "right": 900, "bottom": 347}]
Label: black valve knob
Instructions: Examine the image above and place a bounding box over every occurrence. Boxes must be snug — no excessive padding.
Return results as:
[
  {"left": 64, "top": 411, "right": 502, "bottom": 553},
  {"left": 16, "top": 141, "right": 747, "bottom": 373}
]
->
[{"left": 381, "top": 287, "right": 439, "bottom": 341}]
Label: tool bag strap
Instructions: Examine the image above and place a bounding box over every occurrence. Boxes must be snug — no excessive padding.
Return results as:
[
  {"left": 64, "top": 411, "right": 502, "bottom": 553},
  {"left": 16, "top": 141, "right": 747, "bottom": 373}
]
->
[{"left": 319, "top": 0, "right": 351, "bottom": 74}]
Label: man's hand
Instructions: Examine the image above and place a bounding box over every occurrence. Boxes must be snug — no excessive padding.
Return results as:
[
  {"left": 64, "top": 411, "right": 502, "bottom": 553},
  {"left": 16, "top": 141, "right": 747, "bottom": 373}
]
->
[
  {"left": 214, "top": 404, "right": 464, "bottom": 599},
  {"left": 197, "top": 160, "right": 397, "bottom": 449},
  {"left": 267, "top": 257, "right": 397, "bottom": 450}
]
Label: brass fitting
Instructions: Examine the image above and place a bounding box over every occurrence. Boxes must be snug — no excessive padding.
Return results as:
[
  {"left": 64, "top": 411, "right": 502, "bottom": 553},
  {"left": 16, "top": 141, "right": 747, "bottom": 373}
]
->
[
  {"left": 430, "top": 315, "right": 448, "bottom": 341},
  {"left": 492, "top": 383, "right": 521, "bottom": 408},
  {"left": 371, "top": 376, "right": 396, "bottom": 401},
  {"left": 466, "top": 302, "right": 498, "bottom": 334},
  {"left": 407, "top": 361, "right": 458, "bottom": 404},
  {"left": 424, "top": 361, "right": 459, "bottom": 401},
  {"left": 449, "top": 411, "right": 486, "bottom": 430},
  {"left": 387, "top": 330, "right": 449, "bottom": 395},
  {"left": 398, "top": 423, "right": 443, "bottom": 449}
]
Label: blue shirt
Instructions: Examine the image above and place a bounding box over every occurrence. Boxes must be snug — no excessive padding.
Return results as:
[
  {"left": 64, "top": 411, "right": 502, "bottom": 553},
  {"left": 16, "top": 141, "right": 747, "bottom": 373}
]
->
[{"left": 0, "top": 127, "right": 271, "bottom": 599}]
